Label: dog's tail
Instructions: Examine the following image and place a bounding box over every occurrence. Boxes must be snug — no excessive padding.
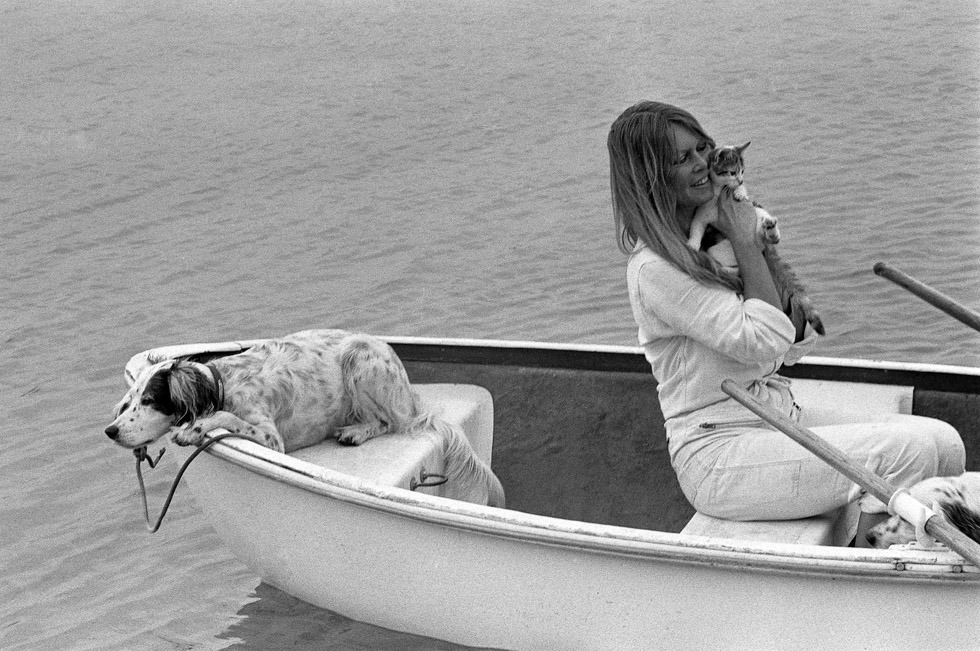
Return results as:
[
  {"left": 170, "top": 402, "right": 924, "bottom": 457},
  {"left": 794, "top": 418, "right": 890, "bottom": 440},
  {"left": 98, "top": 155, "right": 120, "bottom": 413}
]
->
[
  {"left": 338, "top": 335, "right": 504, "bottom": 507},
  {"left": 409, "top": 406, "right": 506, "bottom": 508}
]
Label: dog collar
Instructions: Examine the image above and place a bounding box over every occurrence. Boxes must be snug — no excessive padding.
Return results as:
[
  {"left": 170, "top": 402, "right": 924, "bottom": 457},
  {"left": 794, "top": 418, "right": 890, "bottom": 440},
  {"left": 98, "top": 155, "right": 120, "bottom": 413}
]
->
[{"left": 205, "top": 362, "right": 225, "bottom": 410}]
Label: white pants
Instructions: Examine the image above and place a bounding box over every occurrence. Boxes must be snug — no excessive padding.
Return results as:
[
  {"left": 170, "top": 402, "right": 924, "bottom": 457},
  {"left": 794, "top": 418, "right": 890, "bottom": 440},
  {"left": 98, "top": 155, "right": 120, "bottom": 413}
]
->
[{"left": 668, "top": 400, "right": 966, "bottom": 523}]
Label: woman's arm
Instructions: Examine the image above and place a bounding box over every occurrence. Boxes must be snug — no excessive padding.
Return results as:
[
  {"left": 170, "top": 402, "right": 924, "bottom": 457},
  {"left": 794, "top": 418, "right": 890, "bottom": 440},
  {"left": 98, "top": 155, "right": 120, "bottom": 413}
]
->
[
  {"left": 714, "top": 188, "right": 782, "bottom": 311},
  {"left": 718, "top": 191, "right": 808, "bottom": 342},
  {"left": 631, "top": 254, "right": 796, "bottom": 367}
]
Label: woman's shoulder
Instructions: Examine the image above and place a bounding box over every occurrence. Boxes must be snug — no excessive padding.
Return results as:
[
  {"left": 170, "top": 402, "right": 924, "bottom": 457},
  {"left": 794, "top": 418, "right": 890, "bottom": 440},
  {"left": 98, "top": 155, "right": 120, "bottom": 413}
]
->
[
  {"left": 628, "top": 244, "right": 684, "bottom": 280},
  {"left": 628, "top": 242, "right": 663, "bottom": 267}
]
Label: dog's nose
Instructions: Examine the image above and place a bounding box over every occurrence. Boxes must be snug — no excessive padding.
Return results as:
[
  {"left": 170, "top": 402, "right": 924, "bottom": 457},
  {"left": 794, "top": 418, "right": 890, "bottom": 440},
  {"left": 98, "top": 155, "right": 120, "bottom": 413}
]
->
[
  {"left": 105, "top": 425, "right": 119, "bottom": 440},
  {"left": 865, "top": 532, "right": 877, "bottom": 546}
]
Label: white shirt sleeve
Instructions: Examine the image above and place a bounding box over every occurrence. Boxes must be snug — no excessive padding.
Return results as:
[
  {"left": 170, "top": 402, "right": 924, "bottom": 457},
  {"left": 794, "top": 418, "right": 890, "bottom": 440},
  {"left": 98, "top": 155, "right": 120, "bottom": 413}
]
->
[{"left": 634, "top": 258, "right": 796, "bottom": 366}]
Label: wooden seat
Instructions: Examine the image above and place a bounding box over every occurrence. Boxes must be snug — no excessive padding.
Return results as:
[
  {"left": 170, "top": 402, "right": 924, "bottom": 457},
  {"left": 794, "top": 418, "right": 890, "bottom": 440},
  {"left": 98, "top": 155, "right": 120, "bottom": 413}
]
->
[
  {"left": 681, "top": 505, "right": 855, "bottom": 546},
  {"left": 414, "top": 383, "right": 494, "bottom": 464}
]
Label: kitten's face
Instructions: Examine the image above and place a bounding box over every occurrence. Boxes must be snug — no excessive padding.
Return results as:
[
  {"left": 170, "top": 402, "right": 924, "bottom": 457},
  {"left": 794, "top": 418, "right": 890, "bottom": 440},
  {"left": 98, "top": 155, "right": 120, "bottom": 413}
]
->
[{"left": 708, "top": 142, "right": 750, "bottom": 185}]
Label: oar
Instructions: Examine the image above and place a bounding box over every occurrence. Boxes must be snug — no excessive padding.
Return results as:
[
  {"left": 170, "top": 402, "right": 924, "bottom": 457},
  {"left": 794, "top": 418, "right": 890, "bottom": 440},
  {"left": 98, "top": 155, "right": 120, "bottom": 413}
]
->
[
  {"left": 721, "top": 379, "right": 980, "bottom": 567},
  {"left": 873, "top": 262, "right": 980, "bottom": 333}
]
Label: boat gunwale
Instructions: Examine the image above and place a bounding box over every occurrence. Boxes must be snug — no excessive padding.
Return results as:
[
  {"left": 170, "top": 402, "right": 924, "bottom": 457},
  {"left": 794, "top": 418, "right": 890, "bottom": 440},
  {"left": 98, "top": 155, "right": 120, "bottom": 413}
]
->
[
  {"left": 127, "top": 334, "right": 980, "bottom": 392},
  {"left": 384, "top": 337, "right": 980, "bottom": 392}
]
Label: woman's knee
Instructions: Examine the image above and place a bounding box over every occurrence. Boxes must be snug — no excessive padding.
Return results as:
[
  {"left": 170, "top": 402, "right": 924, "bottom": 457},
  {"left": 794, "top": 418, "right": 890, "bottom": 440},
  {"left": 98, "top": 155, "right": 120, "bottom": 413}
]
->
[
  {"left": 923, "top": 418, "right": 966, "bottom": 475},
  {"left": 878, "top": 416, "right": 964, "bottom": 478}
]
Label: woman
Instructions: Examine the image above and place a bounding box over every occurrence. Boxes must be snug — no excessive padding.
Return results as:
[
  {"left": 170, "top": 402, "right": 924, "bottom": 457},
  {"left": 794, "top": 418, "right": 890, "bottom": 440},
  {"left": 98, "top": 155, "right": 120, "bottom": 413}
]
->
[{"left": 607, "top": 101, "right": 965, "bottom": 544}]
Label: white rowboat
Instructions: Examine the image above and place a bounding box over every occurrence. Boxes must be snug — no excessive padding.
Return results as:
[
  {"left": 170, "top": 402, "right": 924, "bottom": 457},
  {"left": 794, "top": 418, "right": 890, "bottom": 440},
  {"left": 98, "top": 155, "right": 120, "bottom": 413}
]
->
[{"left": 126, "top": 337, "right": 980, "bottom": 650}]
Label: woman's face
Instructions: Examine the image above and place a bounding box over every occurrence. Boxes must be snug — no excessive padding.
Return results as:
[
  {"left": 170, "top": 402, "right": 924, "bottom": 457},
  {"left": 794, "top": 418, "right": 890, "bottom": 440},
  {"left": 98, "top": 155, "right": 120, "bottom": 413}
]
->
[{"left": 667, "top": 123, "right": 714, "bottom": 217}]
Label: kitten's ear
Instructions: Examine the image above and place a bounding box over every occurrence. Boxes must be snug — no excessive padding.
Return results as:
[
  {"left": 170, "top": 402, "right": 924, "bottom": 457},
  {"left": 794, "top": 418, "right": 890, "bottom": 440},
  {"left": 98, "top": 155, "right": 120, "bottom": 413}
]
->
[{"left": 736, "top": 142, "right": 751, "bottom": 153}]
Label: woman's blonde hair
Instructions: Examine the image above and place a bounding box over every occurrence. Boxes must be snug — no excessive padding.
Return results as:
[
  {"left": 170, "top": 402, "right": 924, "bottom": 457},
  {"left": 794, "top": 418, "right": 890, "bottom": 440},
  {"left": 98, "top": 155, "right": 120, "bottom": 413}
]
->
[{"left": 607, "top": 101, "right": 741, "bottom": 291}]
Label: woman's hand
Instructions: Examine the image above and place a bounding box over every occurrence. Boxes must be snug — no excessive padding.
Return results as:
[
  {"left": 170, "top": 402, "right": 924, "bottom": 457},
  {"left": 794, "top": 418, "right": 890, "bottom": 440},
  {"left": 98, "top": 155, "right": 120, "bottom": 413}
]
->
[
  {"left": 714, "top": 186, "right": 761, "bottom": 250},
  {"left": 714, "top": 186, "right": 783, "bottom": 310}
]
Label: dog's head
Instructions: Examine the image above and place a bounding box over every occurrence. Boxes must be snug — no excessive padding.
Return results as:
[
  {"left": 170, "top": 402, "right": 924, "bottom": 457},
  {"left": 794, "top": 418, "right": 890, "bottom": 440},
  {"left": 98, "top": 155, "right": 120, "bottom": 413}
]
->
[
  {"left": 105, "top": 359, "right": 220, "bottom": 448},
  {"left": 865, "top": 513, "right": 916, "bottom": 549},
  {"left": 866, "top": 476, "right": 971, "bottom": 548}
]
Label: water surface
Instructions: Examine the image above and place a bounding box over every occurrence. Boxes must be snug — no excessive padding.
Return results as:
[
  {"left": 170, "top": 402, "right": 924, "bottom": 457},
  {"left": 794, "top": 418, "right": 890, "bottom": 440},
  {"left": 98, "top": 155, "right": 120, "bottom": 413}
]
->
[{"left": 2, "top": 1, "right": 978, "bottom": 648}]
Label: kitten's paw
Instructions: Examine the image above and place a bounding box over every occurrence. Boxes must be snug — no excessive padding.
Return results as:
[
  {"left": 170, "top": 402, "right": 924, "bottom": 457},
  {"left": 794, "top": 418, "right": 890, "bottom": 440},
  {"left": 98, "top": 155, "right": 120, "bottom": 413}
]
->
[
  {"left": 755, "top": 207, "right": 779, "bottom": 244},
  {"left": 761, "top": 223, "right": 781, "bottom": 245}
]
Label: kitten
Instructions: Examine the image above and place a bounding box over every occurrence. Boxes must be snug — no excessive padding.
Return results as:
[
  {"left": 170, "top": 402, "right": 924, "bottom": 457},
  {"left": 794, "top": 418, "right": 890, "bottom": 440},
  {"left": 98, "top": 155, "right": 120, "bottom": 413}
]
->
[{"left": 688, "top": 142, "right": 825, "bottom": 336}]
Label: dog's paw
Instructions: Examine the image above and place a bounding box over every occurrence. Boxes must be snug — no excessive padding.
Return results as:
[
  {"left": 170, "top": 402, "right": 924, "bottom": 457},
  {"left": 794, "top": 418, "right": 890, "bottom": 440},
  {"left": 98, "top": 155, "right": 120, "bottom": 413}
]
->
[
  {"left": 260, "top": 432, "right": 286, "bottom": 453},
  {"left": 172, "top": 423, "right": 206, "bottom": 447},
  {"left": 336, "top": 423, "right": 381, "bottom": 446}
]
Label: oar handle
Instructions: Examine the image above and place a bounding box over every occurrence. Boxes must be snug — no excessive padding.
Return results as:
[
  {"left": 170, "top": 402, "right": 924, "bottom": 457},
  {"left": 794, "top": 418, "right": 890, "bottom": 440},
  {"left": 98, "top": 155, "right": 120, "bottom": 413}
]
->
[
  {"left": 873, "top": 262, "right": 980, "bottom": 333},
  {"left": 721, "top": 379, "right": 980, "bottom": 567}
]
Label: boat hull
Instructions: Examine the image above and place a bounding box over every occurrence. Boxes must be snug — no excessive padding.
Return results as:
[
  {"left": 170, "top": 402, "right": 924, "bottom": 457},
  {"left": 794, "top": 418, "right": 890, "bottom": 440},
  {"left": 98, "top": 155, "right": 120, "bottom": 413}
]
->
[
  {"left": 176, "top": 436, "right": 978, "bottom": 651},
  {"left": 133, "top": 337, "right": 980, "bottom": 650}
]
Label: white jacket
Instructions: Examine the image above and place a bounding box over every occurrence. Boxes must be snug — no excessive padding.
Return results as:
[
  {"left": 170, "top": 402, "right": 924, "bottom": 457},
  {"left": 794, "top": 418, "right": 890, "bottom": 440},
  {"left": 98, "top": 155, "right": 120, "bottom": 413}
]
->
[{"left": 626, "top": 244, "right": 818, "bottom": 423}]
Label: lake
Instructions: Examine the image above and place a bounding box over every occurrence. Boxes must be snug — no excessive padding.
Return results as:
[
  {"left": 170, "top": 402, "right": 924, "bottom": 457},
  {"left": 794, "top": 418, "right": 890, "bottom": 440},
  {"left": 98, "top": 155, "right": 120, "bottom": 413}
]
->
[{"left": 2, "top": 0, "right": 978, "bottom": 648}]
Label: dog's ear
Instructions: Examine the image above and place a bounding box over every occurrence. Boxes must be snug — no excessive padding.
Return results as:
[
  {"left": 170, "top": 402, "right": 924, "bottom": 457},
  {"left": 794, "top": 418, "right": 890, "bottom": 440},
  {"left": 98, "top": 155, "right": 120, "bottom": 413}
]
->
[
  {"left": 736, "top": 141, "right": 750, "bottom": 154},
  {"left": 940, "top": 501, "right": 980, "bottom": 544},
  {"left": 143, "top": 365, "right": 178, "bottom": 416},
  {"left": 167, "top": 360, "right": 220, "bottom": 426}
]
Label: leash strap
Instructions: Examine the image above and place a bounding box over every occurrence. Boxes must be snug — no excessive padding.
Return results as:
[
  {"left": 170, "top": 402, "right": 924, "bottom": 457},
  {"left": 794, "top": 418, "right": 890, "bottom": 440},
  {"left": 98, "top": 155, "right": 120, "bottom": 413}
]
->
[
  {"left": 133, "top": 360, "right": 226, "bottom": 532},
  {"left": 133, "top": 432, "right": 244, "bottom": 533}
]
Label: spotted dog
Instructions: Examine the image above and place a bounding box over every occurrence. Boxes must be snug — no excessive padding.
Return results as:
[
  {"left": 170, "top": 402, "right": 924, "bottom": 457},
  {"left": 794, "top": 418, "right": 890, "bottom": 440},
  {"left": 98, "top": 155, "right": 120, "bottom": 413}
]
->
[
  {"left": 866, "top": 472, "right": 980, "bottom": 548},
  {"left": 105, "top": 329, "right": 504, "bottom": 506}
]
